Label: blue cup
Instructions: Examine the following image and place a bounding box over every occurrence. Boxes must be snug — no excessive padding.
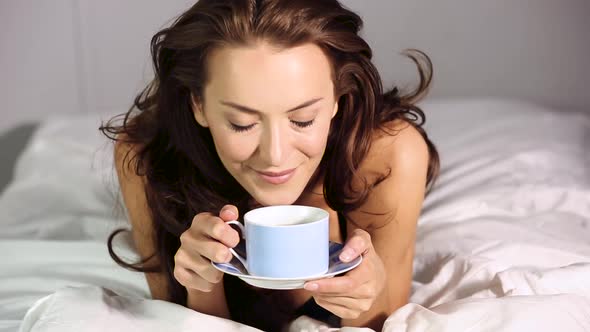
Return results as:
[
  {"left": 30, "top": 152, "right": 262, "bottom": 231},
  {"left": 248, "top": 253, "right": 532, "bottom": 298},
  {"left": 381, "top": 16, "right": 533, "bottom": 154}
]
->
[{"left": 226, "top": 205, "right": 329, "bottom": 278}]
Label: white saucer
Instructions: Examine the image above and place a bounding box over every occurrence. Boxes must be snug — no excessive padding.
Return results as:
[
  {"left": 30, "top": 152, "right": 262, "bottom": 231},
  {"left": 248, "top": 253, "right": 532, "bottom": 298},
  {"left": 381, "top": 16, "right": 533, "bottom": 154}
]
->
[{"left": 212, "top": 241, "right": 362, "bottom": 290}]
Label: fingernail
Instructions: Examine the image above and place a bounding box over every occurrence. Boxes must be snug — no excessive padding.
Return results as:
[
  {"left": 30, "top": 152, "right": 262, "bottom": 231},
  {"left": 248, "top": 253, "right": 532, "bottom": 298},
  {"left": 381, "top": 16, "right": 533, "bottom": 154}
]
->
[
  {"left": 225, "top": 250, "right": 233, "bottom": 262},
  {"left": 340, "top": 249, "right": 354, "bottom": 262},
  {"left": 304, "top": 283, "right": 318, "bottom": 291},
  {"left": 223, "top": 209, "right": 236, "bottom": 218}
]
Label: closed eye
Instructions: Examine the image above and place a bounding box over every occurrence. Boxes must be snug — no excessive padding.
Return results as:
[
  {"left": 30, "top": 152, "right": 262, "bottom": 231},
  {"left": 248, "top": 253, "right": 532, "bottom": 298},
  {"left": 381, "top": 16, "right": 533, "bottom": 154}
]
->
[
  {"left": 291, "top": 119, "right": 315, "bottom": 128},
  {"left": 229, "top": 122, "right": 255, "bottom": 132},
  {"left": 230, "top": 120, "right": 314, "bottom": 132}
]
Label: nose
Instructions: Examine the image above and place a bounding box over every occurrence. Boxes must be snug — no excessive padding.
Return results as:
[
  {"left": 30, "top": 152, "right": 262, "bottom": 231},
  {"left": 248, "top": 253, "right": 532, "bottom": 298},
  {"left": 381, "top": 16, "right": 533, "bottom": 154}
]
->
[{"left": 258, "top": 124, "right": 288, "bottom": 167}]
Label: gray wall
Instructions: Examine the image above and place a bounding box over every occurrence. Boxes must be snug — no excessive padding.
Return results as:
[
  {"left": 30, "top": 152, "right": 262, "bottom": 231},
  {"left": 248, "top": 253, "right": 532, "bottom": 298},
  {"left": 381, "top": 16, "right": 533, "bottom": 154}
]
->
[
  {"left": 1, "top": 0, "right": 589, "bottom": 133},
  {"left": 347, "top": 0, "right": 590, "bottom": 110}
]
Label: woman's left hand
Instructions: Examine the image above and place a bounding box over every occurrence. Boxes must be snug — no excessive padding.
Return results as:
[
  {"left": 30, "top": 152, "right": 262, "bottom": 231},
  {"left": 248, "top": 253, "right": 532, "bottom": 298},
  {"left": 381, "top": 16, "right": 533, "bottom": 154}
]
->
[{"left": 303, "top": 229, "right": 387, "bottom": 319}]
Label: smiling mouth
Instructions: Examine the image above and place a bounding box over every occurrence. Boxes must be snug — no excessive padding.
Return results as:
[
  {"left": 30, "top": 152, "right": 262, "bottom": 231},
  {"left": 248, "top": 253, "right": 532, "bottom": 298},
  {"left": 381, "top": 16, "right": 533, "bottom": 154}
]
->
[
  {"left": 254, "top": 168, "right": 297, "bottom": 185},
  {"left": 257, "top": 168, "right": 296, "bottom": 177}
]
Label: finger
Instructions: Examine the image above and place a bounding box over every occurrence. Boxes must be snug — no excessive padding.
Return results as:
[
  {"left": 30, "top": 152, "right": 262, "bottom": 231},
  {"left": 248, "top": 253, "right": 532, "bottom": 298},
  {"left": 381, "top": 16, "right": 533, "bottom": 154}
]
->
[
  {"left": 313, "top": 297, "right": 362, "bottom": 320},
  {"left": 175, "top": 249, "right": 225, "bottom": 284},
  {"left": 307, "top": 279, "right": 375, "bottom": 300},
  {"left": 190, "top": 238, "right": 233, "bottom": 263},
  {"left": 197, "top": 260, "right": 224, "bottom": 284},
  {"left": 315, "top": 295, "right": 373, "bottom": 313},
  {"left": 197, "top": 214, "right": 240, "bottom": 248},
  {"left": 173, "top": 267, "right": 215, "bottom": 292},
  {"left": 340, "top": 229, "right": 372, "bottom": 262},
  {"left": 181, "top": 224, "right": 235, "bottom": 260},
  {"left": 304, "top": 275, "right": 359, "bottom": 294},
  {"left": 219, "top": 205, "right": 239, "bottom": 221}
]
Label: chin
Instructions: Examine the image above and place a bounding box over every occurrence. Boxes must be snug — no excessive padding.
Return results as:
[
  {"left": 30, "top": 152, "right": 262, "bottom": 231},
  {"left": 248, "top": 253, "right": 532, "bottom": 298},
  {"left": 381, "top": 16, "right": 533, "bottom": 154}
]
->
[
  {"left": 253, "top": 195, "right": 298, "bottom": 207},
  {"left": 250, "top": 189, "right": 302, "bottom": 207}
]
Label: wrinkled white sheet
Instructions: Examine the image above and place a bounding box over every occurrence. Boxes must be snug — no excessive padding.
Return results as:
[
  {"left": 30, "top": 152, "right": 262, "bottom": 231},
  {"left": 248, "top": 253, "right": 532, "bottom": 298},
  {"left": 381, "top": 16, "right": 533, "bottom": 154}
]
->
[{"left": 1, "top": 98, "right": 589, "bottom": 332}]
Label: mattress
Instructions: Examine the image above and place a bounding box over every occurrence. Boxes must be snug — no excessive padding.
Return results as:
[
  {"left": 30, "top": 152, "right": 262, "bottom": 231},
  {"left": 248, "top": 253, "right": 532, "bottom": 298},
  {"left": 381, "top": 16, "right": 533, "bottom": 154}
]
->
[{"left": 1, "top": 98, "right": 589, "bottom": 332}]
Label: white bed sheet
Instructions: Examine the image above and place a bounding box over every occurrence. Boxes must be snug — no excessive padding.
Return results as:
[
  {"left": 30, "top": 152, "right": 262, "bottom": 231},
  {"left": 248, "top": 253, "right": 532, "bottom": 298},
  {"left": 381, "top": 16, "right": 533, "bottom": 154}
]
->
[{"left": 0, "top": 98, "right": 588, "bottom": 332}]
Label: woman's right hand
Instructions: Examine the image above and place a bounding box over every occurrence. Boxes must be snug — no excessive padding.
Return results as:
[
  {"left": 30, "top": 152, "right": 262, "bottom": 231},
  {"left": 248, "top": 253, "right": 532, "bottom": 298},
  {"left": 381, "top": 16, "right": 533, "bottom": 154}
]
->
[{"left": 173, "top": 205, "right": 241, "bottom": 292}]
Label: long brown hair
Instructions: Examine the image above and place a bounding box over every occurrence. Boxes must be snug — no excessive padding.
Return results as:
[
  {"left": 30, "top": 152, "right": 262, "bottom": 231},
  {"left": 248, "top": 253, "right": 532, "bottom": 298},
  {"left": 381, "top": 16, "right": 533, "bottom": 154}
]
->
[{"left": 100, "top": 0, "right": 439, "bottom": 323}]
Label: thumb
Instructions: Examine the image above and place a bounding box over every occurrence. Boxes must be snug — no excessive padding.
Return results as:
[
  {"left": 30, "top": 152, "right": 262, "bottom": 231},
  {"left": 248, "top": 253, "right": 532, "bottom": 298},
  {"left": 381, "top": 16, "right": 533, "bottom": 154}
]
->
[
  {"left": 219, "top": 204, "right": 239, "bottom": 222},
  {"left": 339, "top": 229, "right": 371, "bottom": 262}
]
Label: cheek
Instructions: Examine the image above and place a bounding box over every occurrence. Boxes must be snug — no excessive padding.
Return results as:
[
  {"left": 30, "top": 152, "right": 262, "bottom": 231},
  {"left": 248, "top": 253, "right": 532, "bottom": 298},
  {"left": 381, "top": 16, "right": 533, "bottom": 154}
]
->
[
  {"left": 298, "top": 124, "right": 331, "bottom": 158},
  {"left": 210, "top": 129, "right": 256, "bottom": 163}
]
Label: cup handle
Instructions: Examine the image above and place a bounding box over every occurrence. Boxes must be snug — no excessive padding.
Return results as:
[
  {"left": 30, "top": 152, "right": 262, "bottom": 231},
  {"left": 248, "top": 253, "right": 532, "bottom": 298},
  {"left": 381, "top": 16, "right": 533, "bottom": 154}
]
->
[{"left": 225, "top": 221, "right": 248, "bottom": 269}]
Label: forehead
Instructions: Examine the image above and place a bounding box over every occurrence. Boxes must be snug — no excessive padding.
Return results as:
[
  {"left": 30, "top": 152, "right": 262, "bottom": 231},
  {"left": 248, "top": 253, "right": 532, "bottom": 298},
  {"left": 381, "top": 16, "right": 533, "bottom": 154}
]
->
[{"left": 204, "top": 42, "right": 334, "bottom": 107}]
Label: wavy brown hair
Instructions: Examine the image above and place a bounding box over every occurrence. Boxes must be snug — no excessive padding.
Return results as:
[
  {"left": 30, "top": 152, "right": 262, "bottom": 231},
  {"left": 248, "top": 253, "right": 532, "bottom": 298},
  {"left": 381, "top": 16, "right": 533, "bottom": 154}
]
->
[{"left": 100, "top": 0, "right": 439, "bottom": 328}]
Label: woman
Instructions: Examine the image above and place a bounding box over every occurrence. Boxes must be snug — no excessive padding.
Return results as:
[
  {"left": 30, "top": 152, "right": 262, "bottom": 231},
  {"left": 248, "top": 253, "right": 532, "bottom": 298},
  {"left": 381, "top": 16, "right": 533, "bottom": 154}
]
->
[{"left": 101, "top": 0, "right": 439, "bottom": 330}]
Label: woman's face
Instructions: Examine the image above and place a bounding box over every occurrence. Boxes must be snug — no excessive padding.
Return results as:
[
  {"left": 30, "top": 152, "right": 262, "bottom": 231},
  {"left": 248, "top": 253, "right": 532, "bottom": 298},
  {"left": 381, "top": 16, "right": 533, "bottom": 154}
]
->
[{"left": 193, "top": 42, "right": 338, "bottom": 206}]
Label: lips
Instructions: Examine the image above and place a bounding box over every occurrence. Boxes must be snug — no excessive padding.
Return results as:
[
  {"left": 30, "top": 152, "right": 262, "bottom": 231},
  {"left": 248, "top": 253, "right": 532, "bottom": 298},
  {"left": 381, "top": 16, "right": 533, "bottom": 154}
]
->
[
  {"left": 257, "top": 169, "right": 296, "bottom": 177},
  {"left": 255, "top": 168, "right": 296, "bottom": 185}
]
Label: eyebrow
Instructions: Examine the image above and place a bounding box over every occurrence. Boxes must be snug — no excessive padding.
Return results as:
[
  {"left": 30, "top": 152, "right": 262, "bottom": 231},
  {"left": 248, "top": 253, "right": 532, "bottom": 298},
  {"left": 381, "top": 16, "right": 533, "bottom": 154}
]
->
[{"left": 219, "top": 97, "right": 323, "bottom": 115}]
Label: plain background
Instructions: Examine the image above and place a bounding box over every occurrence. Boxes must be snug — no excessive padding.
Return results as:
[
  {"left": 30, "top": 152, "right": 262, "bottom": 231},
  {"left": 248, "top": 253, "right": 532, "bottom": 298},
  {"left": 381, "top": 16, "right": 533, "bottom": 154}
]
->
[{"left": 1, "top": 0, "right": 589, "bottom": 134}]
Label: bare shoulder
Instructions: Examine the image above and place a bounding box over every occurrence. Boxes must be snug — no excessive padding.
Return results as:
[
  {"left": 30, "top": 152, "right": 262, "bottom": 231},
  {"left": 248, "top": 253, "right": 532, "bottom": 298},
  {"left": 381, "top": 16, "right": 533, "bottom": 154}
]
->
[
  {"left": 113, "top": 133, "right": 151, "bottom": 235},
  {"left": 113, "top": 135, "right": 168, "bottom": 300},
  {"left": 346, "top": 119, "right": 429, "bottom": 231},
  {"left": 114, "top": 134, "right": 141, "bottom": 178},
  {"left": 344, "top": 121, "right": 430, "bottom": 325},
  {"left": 361, "top": 119, "right": 429, "bottom": 181}
]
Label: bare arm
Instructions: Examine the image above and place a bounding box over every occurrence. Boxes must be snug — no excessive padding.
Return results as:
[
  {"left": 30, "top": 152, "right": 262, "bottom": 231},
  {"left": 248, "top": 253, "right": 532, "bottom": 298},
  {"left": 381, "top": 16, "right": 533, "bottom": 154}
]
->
[
  {"left": 343, "top": 122, "right": 429, "bottom": 328},
  {"left": 114, "top": 139, "right": 231, "bottom": 318},
  {"left": 303, "top": 121, "right": 430, "bottom": 330}
]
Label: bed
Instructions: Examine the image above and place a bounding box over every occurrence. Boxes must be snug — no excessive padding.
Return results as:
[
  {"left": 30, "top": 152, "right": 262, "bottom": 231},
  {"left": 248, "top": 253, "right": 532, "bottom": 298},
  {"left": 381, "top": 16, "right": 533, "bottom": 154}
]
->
[{"left": 1, "top": 98, "right": 589, "bottom": 332}]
